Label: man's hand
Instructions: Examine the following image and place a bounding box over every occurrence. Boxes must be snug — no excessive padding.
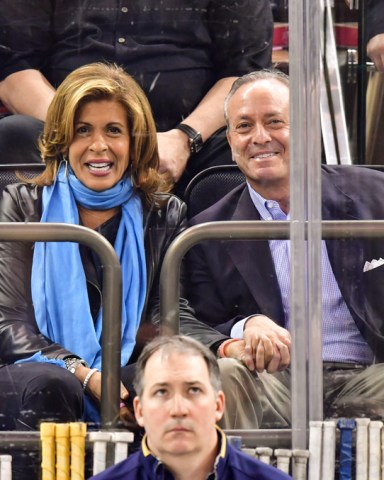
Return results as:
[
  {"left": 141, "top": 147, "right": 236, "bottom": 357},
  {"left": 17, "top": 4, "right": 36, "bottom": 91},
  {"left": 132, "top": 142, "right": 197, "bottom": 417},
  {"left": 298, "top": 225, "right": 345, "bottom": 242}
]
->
[
  {"left": 155, "top": 77, "right": 237, "bottom": 182},
  {"left": 243, "top": 315, "right": 291, "bottom": 373},
  {"left": 367, "top": 33, "right": 384, "bottom": 72},
  {"left": 226, "top": 315, "right": 291, "bottom": 374},
  {"left": 157, "top": 129, "right": 190, "bottom": 182}
]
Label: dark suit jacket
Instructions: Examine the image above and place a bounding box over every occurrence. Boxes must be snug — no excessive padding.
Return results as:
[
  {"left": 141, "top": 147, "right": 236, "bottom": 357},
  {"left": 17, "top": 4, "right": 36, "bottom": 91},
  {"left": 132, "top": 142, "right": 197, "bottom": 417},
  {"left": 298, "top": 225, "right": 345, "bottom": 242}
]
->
[{"left": 187, "top": 165, "right": 384, "bottom": 362}]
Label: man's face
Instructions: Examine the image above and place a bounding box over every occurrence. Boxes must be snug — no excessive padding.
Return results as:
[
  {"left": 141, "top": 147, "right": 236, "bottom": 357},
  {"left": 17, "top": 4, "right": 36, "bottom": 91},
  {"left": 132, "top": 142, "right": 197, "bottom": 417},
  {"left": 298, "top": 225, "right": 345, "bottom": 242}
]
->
[
  {"left": 226, "top": 78, "right": 290, "bottom": 191},
  {"left": 134, "top": 351, "right": 225, "bottom": 459}
]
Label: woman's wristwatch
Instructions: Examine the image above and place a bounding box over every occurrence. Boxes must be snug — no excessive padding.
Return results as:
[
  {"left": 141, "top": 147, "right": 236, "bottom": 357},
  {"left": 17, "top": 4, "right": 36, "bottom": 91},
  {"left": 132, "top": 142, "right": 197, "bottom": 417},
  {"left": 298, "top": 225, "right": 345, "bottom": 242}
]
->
[{"left": 64, "top": 357, "right": 89, "bottom": 374}]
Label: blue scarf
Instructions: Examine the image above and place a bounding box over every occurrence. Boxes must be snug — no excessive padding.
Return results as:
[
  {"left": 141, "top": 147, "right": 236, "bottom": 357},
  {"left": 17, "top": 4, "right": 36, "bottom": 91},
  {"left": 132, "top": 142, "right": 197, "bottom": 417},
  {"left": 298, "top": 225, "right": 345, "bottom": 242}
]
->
[{"left": 31, "top": 162, "right": 147, "bottom": 371}]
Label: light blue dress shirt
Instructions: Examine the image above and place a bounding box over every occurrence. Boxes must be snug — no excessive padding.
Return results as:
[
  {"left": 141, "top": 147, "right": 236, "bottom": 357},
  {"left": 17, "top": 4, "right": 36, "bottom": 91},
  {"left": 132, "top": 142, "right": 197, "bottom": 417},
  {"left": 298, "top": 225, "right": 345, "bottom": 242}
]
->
[{"left": 230, "top": 183, "right": 373, "bottom": 364}]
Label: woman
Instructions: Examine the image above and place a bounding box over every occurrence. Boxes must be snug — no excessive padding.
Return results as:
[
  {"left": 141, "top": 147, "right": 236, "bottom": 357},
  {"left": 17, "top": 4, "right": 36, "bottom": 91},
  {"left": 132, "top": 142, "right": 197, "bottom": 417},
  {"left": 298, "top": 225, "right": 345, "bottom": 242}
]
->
[{"left": 0, "top": 62, "right": 204, "bottom": 430}]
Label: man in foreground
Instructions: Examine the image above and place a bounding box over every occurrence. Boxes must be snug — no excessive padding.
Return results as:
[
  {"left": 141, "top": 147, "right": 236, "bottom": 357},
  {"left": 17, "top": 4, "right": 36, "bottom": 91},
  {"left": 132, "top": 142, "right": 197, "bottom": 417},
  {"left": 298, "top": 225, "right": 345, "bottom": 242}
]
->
[{"left": 91, "top": 335, "right": 291, "bottom": 479}]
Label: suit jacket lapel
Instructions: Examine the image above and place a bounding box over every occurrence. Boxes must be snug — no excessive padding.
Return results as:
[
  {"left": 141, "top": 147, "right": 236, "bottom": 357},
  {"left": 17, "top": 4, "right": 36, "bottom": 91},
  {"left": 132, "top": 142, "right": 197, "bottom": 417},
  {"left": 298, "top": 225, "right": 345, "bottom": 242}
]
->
[
  {"left": 225, "top": 187, "right": 285, "bottom": 326},
  {"left": 322, "top": 179, "right": 366, "bottom": 327}
]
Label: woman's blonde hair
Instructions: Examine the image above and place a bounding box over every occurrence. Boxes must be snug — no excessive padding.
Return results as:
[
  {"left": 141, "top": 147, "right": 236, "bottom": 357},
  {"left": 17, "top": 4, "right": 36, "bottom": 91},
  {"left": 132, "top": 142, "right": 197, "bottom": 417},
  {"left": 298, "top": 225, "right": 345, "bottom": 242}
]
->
[{"left": 33, "top": 62, "right": 171, "bottom": 199}]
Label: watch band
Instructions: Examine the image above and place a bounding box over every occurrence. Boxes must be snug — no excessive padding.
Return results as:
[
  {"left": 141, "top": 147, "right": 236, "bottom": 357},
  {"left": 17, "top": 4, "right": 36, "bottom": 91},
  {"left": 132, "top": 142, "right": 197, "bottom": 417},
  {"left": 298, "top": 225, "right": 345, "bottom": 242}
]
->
[
  {"left": 64, "top": 357, "right": 89, "bottom": 374},
  {"left": 175, "top": 123, "right": 203, "bottom": 154}
]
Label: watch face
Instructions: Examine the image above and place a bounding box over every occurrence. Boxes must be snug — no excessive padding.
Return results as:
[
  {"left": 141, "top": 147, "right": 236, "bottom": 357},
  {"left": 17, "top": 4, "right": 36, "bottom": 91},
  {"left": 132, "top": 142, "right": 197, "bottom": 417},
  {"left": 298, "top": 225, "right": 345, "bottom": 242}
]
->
[
  {"left": 192, "top": 136, "right": 204, "bottom": 154},
  {"left": 66, "top": 358, "right": 83, "bottom": 373},
  {"left": 175, "top": 124, "right": 203, "bottom": 155},
  {"left": 190, "top": 134, "right": 203, "bottom": 154}
]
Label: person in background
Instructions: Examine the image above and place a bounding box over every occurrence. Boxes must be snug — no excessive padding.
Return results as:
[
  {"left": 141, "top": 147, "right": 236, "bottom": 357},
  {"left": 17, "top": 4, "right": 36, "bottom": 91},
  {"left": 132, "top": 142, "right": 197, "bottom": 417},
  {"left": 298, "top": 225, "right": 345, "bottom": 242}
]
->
[
  {"left": 366, "top": 0, "right": 383, "bottom": 71},
  {"left": 0, "top": 0, "right": 273, "bottom": 193},
  {"left": 90, "top": 335, "right": 292, "bottom": 480},
  {"left": 186, "top": 69, "right": 384, "bottom": 428}
]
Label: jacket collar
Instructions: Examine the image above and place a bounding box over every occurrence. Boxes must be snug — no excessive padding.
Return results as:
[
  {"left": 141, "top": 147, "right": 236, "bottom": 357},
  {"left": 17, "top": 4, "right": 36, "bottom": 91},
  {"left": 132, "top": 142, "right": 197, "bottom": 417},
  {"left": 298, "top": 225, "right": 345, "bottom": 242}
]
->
[{"left": 140, "top": 426, "right": 228, "bottom": 480}]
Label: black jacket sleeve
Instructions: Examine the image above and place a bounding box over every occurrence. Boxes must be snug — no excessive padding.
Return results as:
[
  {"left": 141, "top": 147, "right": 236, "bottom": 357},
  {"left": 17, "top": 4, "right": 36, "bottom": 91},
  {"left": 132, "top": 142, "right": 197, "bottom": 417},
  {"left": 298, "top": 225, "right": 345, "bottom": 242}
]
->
[
  {"left": 0, "top": 184, "right": 73, "bottom": 364},
  {"left": 0, "top": 0, "right": 54, "bottom": 80},
  {"left": 208, "top": 0, "right": 273, "bottom": 77}
]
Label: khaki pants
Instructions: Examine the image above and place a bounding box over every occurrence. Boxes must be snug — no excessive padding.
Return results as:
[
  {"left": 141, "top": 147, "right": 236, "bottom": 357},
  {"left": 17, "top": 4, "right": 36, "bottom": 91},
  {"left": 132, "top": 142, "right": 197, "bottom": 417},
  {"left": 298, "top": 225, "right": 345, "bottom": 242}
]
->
[{"left": 218, "top": 359, "right": 384, "bottom": 430}]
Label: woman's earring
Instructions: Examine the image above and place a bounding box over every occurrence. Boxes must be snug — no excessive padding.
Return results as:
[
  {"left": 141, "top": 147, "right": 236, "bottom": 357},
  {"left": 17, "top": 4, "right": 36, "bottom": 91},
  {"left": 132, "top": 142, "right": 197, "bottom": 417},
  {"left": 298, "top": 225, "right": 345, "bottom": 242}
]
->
[{"left": 61, "top": 155, "right": 69, "bottom": 177}]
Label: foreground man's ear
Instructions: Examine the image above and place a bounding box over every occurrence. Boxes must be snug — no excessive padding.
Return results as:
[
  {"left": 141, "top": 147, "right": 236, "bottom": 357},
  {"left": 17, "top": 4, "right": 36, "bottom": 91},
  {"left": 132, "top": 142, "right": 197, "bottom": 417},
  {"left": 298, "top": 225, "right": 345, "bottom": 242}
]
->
[
  {"left": 215, "top": 390, "right": 226, "bottom": 423},
  {"left": 133, "top": 396, "right": 145, "bottom": 428}
]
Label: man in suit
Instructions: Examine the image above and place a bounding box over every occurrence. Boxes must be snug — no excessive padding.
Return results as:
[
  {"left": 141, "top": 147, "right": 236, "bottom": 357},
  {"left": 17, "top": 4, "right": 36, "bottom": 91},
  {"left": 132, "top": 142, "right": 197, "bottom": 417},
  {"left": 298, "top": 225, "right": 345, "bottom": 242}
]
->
[{"left": 186, "top": 69, "right": 384, "bottom": 427}]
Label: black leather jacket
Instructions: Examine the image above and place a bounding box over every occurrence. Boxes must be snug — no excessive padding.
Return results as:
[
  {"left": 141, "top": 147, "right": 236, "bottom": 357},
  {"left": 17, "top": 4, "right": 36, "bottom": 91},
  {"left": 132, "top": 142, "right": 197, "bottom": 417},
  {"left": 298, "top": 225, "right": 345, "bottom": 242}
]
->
[{"left": 0, "top": 183, "right": 227, "bottom": 366}]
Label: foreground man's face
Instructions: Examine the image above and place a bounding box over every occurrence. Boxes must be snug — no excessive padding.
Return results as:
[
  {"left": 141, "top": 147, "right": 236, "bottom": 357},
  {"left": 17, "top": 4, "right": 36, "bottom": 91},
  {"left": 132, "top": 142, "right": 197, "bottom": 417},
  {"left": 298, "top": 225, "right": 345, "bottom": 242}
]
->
[{"left": 134, "top": 351, "right": 224, "bottom": 459}]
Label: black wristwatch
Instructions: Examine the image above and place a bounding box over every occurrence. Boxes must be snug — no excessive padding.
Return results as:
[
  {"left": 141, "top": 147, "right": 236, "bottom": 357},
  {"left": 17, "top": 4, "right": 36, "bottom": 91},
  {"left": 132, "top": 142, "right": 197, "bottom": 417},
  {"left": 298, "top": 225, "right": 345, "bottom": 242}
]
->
[
  {"left": 64, "top": 357, "right": 89, "bottom": 374},
  {"left": 175, "top": 123, "right": 204, "bottom": 155}
]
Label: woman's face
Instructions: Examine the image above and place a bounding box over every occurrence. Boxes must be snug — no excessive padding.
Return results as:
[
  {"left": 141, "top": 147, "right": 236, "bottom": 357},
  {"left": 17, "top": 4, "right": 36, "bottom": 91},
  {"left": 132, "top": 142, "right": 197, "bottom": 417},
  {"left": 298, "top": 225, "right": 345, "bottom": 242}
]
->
[{"left": 68, "top": 99, "right": 131, "bottom": 191}]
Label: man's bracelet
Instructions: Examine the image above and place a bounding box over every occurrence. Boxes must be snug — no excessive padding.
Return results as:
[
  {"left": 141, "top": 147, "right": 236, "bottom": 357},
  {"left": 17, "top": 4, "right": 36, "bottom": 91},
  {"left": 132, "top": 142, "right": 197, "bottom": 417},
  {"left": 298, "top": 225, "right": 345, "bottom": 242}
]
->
[
  {"left": 218, "top": 339, "right": 241, "bottom": 358},
  {"left": 82, "top": 368, "right": 99, "bottom": 391}
]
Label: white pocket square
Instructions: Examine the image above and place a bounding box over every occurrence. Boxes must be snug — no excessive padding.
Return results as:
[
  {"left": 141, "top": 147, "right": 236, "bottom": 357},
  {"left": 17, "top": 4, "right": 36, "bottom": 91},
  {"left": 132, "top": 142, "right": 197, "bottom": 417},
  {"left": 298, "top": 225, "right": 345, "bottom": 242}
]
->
[{"left": 363, "top": 258, "right": 384, "bottom": 272}]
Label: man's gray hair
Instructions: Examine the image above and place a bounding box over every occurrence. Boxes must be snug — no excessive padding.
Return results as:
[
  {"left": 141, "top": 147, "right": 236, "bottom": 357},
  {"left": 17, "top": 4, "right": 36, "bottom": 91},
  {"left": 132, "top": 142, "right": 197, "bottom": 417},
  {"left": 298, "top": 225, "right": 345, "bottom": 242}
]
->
[
  {"left": 133, "top": 335, "right": 222, "bottom": 397},
  {"left": 224, "top": 69, "right": 290, "bottom": 126}
]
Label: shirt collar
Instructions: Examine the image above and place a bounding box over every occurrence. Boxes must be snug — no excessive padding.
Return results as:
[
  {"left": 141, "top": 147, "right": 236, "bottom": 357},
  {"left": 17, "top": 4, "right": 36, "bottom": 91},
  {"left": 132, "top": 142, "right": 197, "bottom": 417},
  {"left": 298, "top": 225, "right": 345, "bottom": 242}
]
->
[
  {"left": 141, "top": 426, "right": 227, "bottom": 478},
  {"left": 246, "top": 181, "right": 289, "bottom": 221},
  {"left": 141, "top": 433, "right": 152, "bottom": 457}
]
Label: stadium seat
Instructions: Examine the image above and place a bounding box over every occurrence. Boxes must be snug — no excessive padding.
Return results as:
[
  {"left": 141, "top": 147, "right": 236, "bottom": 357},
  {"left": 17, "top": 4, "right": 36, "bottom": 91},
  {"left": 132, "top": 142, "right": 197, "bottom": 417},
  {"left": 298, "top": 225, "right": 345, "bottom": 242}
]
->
[
  {"left": 184, "top": 165, "right": 245, "bottom": 219},
  {"left": 184, "top": 164, "right": 384, "bottom": 219},
  {"left": 0, "top": 163, "right": 44, "bottom": 198}
]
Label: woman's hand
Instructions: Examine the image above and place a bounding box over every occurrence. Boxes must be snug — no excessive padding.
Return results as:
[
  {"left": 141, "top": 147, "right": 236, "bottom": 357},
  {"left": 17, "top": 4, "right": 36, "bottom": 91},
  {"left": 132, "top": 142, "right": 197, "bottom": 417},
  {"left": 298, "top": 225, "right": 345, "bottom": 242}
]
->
[
  {"left": 119, "top": 384, "right": 136, "bottom": 426},
  {"left": 77, "top": 366, "right": 102, "bottom": 403},
  {"left": 76, "top": 367, "right": 137, "bottom": 426}
]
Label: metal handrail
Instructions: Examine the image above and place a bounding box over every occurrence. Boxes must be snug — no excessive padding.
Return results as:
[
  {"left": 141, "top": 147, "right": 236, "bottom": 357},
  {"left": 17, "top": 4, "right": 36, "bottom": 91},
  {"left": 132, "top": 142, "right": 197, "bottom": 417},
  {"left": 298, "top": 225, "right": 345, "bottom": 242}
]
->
[
  {"left": 0, "top": 223, "right": 122, "bottom": 429},
  {"left": 161, "top": 221, "right": 289, "bottom": 333},
  {"left": 159, "top": 219, "right": 384, "bottom": 447}
]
